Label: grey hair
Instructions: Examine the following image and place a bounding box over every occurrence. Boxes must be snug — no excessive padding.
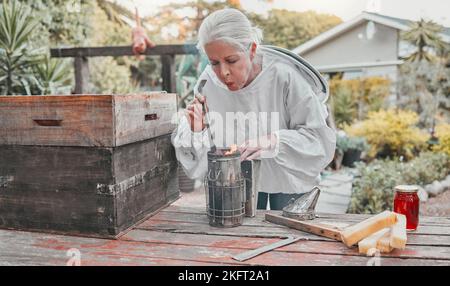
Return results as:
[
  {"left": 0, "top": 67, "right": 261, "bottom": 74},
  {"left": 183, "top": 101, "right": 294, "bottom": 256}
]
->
[{"left": 196, "top": 8, "right": 263, "bottom": 55}]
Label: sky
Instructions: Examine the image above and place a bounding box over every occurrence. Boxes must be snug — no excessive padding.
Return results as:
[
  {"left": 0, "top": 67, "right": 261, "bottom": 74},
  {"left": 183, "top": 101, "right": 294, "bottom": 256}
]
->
[{"left": 119, "top": 0, "right": 450, "bottom": 27}]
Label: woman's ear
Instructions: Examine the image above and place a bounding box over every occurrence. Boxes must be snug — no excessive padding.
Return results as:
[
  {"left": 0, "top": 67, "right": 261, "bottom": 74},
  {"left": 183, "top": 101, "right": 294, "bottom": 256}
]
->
[{"left": 249, "top": 42, "right": 257, "bottom": 61}]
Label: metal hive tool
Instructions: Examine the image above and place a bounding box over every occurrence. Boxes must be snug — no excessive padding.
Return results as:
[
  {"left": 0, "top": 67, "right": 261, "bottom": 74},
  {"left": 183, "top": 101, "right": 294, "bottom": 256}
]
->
[{"left": 196, "top": 79, "right": 216, "bottom": 153}]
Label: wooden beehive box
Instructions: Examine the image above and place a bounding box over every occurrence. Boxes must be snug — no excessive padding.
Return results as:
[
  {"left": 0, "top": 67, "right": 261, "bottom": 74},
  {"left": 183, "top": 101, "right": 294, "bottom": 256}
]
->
[{"left": 0, "top": 93, "right": 179, "bottom": 238}]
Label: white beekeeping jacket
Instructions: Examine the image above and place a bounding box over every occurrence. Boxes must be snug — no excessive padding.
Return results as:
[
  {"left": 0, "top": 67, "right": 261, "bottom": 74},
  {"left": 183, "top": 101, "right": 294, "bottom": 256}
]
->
[{"left": 171, "top": 46, "right": 336, "bottom": 194}]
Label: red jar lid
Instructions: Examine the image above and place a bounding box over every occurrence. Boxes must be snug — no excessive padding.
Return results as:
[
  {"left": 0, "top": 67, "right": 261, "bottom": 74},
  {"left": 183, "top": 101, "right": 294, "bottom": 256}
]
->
[{"left": 394, "top": 185, "right": 419, "bottom": 193}]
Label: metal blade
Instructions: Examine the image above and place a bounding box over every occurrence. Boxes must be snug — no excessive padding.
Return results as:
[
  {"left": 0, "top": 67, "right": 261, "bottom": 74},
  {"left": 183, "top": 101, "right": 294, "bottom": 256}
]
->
[{"left": 232, "top": 236, "right": 301, "bottom": 262}]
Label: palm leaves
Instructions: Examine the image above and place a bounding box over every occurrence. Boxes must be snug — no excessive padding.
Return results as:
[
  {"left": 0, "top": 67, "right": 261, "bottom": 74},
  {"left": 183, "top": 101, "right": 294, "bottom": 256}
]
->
[
  {"left": 96, "top": 0, "right": 135, "bottom": 26},
  {"left": 0, "top": 0, "right": 71, "bottom": 95},
  {"left": 402, "top": 19, "right": 448, "bottom": 62},
  {"left": 33, "top": 55, "right": 71, "bottom": 95},
  {"left": 0, "top": 0, "right": 44, "bottom": 95}
]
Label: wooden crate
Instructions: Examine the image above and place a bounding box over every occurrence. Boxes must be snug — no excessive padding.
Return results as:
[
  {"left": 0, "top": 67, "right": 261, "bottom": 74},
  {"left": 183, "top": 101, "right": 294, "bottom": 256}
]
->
[
  {"left": 0, "top": 93, "right": 179, "bottom": 238},
  {"left": 0, "top": 93, "right": 176, "bottom": 147}
]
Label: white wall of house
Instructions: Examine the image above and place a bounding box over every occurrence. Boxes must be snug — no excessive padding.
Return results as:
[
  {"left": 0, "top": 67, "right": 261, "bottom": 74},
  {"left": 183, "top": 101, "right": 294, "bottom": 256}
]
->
[
  {"left": 301, "top": 22, "right": 399, "bottom": 67},
  {"left": 364, "top": 65, "right": 397, "bottom": 81}
]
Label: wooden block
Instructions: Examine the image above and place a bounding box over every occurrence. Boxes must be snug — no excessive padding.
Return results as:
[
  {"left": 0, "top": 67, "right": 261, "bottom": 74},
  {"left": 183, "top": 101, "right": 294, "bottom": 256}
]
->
[
  {"left": 377, "top": 228, "right": 394, "bottom": 253},
  {"left": 0, "top": 135, "right": 179, "bottom": 238},
  {"left": 341, "top": 211, "right": 397, "bottom": 247},
  {"left": 265, "top": 213, "right": 343, "bottom": 241},
  {"left": 358, "top": 228, "right": 390, "bottom": 255},
  {"left": 0, "top": 93, "right": 180, "bottom": 238},
  {"left": 390, "top": 213, "right": 407, "bottom": 249},
  {"left": 0, "top": 93, "right": 177, "bottom": 147}
]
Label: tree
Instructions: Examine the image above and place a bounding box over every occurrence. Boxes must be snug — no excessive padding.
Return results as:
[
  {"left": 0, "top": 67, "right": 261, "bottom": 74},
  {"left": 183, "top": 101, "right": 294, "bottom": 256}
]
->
[
  {"left": 0, "top": 1, "right": 43, "bottom": 95},
  {"left": 144, "top": 0, "right": 237, "bottom": 43},
  {"left": 17, "top": 0, "right": 91, "bottom": 47},
  {"left": 0, "top": 1, "right": 71, "bottom": 95},
  {"left": 399, "top": 19, "right": 450, "bottom": 127},
  {"left": 402, "top": 19, "right": 448, "bottom": 63},
  {"left": 96, "top": 0, "right": 135, "bottom": 26},
  {"left": 249, "top": 9, "right": 342, "bottom": 49}
]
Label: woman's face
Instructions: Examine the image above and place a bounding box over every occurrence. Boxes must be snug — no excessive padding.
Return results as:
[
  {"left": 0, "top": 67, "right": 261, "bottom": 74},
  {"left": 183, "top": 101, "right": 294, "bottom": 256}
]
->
[{"left": 204, "top": 40, "right": 256, "bottom": 91}]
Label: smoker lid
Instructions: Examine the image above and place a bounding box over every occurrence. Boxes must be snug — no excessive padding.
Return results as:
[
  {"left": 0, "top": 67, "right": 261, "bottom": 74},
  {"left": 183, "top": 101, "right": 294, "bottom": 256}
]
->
[{"left": 282, "top": 187, "right": 321, "bottom": 221}]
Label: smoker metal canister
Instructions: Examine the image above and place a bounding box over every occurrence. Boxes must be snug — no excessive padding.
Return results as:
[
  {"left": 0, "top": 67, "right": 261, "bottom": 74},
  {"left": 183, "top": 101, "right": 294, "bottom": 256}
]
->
[
  {"left": 241, "top": 160, "right": 260, "bottom": 218},
  {"left": 206, "top": 149, "right": 246, "bottom": 228}
]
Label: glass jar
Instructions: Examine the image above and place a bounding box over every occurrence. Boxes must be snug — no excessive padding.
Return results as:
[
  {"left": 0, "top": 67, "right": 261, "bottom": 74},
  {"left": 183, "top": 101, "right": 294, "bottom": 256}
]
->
[{"left": 393, "top": 185, "right": 420, "bottom": 231}]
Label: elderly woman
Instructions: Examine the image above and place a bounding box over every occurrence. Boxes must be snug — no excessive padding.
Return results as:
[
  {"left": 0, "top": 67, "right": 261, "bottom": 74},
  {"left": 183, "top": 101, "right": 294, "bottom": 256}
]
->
[{"left": 172, "top": 8, "right": 336, "bottom": 210}]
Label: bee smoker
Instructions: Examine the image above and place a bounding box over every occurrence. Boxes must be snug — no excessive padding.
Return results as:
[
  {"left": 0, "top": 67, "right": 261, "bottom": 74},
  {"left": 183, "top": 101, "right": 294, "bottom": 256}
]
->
[
  {"left": 205, "top": 148, "right": 248, "bottom": 227},
  {"left": 241, "top": 159, "right": 260, "bottom": 218}
]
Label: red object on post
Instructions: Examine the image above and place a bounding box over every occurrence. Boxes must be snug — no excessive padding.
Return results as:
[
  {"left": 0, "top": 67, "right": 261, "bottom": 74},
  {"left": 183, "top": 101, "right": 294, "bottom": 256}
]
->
[
  {"left": 132, "top": 8, "right": 155, "bottom": 60},
  {"left": 393, "top": 185, "right": 420, "bottom": 231}
]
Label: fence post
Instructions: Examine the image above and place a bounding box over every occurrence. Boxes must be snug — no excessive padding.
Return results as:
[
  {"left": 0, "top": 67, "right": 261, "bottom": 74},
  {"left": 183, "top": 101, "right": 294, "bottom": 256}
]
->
[
  {"left": 74, "top": 56, "right": 90, "bottom": 94},
  {"left": 161, "top": 54, "right": 176, "bottom": 93}
]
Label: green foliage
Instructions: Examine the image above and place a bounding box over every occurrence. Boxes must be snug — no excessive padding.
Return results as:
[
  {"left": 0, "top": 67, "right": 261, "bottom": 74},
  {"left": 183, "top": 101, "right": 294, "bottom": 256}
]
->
[
  {"left": 19, "top": 0, "right": 138, "bottom": 47},
  {"left": 401, "top": 19, "right": 448, "bottom": 63},
  {"left": 87, "top": 1, "right": 133, "bottom": 46},
  {"left": 348, "top": 152, "right": 450, "bottom": 214},
  {"left": 329, "top": 77, "right": 391, "bottom": 125},
  {"left": 399, "top": 19, "right": 450, "bottom": 126},
  {"left": 33, "top": 55, "right": 71, "bottom": 95},
  {"left": 96, "top": 0, "right": 135, "bottom": 27},
  {"left": 0, "top": 1, "right": 87, "bottom": 95},
  {"left": 345, "top": 109, "right": 428, "bottom": 160},
  {"left": 132, "top": 57, "right": 162, "bottom": 91},
  {"left": 249, "top": 9, "right": 342, "bottom": 49},
  {"left": 0, "top": 1, "right": 44, "bottom": 95},
  {"left": 329, "top": 84, "right": 356, "bottom": 127},
  {"left": 398, "top": 60, "right": 450, "bottom": 127},
  {"left": 147, "top": 0, "right": 234, "bottom": 43},
  {"left": 336, "top": 135, "right": 369, "bottom": 153},
  {"left": 89, "top": 57, "right": 138, "bottom": 94},
  {"left": 432, "top": 123, "right": 450, "bottom": 156},
  {"left": 85, "top": 1, "right": 143, "bottom": 94},
  {"left": 18, "top": 0, "right": 91, "bottom": 47}
]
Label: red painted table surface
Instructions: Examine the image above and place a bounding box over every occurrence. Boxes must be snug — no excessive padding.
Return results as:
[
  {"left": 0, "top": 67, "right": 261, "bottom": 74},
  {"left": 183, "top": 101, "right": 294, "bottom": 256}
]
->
[{"left": 1, "top": 205, "right": 449, "bottom": 266}]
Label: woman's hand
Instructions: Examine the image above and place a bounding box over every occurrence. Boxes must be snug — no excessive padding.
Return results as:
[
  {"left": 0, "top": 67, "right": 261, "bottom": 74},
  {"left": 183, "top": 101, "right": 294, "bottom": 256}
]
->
[
  {"left": 239, "top": 133, "right": 278, "bottom": 161},
  {"left": 185, "top": 95, "right": 207, "bottom": 132}
]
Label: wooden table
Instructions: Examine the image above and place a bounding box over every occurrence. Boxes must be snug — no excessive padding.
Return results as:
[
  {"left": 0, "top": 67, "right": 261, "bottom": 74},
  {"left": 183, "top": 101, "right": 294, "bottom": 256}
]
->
[{"left": 0, "top": 205, "right": 449, "bottom": 266}]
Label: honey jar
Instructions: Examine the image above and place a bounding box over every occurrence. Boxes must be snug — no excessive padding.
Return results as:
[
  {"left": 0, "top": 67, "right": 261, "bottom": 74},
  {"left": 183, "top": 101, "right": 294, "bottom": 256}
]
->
[{"left": 393, "top": 185, "right": 420, "bottom": 231}]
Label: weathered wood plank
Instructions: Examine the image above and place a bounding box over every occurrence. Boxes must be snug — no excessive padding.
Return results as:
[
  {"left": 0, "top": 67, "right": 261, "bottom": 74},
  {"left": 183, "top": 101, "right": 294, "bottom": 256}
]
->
[
  {"left": 0, "top": 230, "right": 234, "bottom": 266},
  {"left": 0, "top": 144, "right": 114, "bottom": 195},
  {"left": 150, "top": 209, "right": 450, "bottom": 236},
  {"left": 0, "top": 95, "right": 114, "bottom": 147},
  {"left": 137, "top": 219, "right": 315, "bottom": 239},
  {"left": 0, "top": 135, "right": 178, "bottom": 237},
  {"left": 0, "top": 145, "right": 116, "bottom": 236},
  {"left": 162, "top": 205, "right": 450, "bottom": 226},
  {"left": 111, "top": 135, "right": 178, "bottom": 231},
  {"left": 265, "top": 213, "right": 343, "bottom": 241},
  {"left": 138, "top": 216, "right": 450, "bottom": 247},
  {"left": 0, "top": 93, "right": 176, "bottom": 147},
  {"left": 1, "top": 229, "right": 448, "bottom": 266},
  {"left": 113, "top": 93, "right": 177, "bottom": 146},
  {"left": 50, "top": 45, "right": 198, "bottom": 58},
  {"left": 122, "top": 229, "right": 450, "bottom": 261}
]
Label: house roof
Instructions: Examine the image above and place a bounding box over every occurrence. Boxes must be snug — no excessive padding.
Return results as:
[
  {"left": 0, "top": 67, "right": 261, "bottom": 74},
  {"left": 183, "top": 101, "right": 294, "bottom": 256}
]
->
[{"left": 292, "top": 12, "right": 450, "bottom": 55}]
